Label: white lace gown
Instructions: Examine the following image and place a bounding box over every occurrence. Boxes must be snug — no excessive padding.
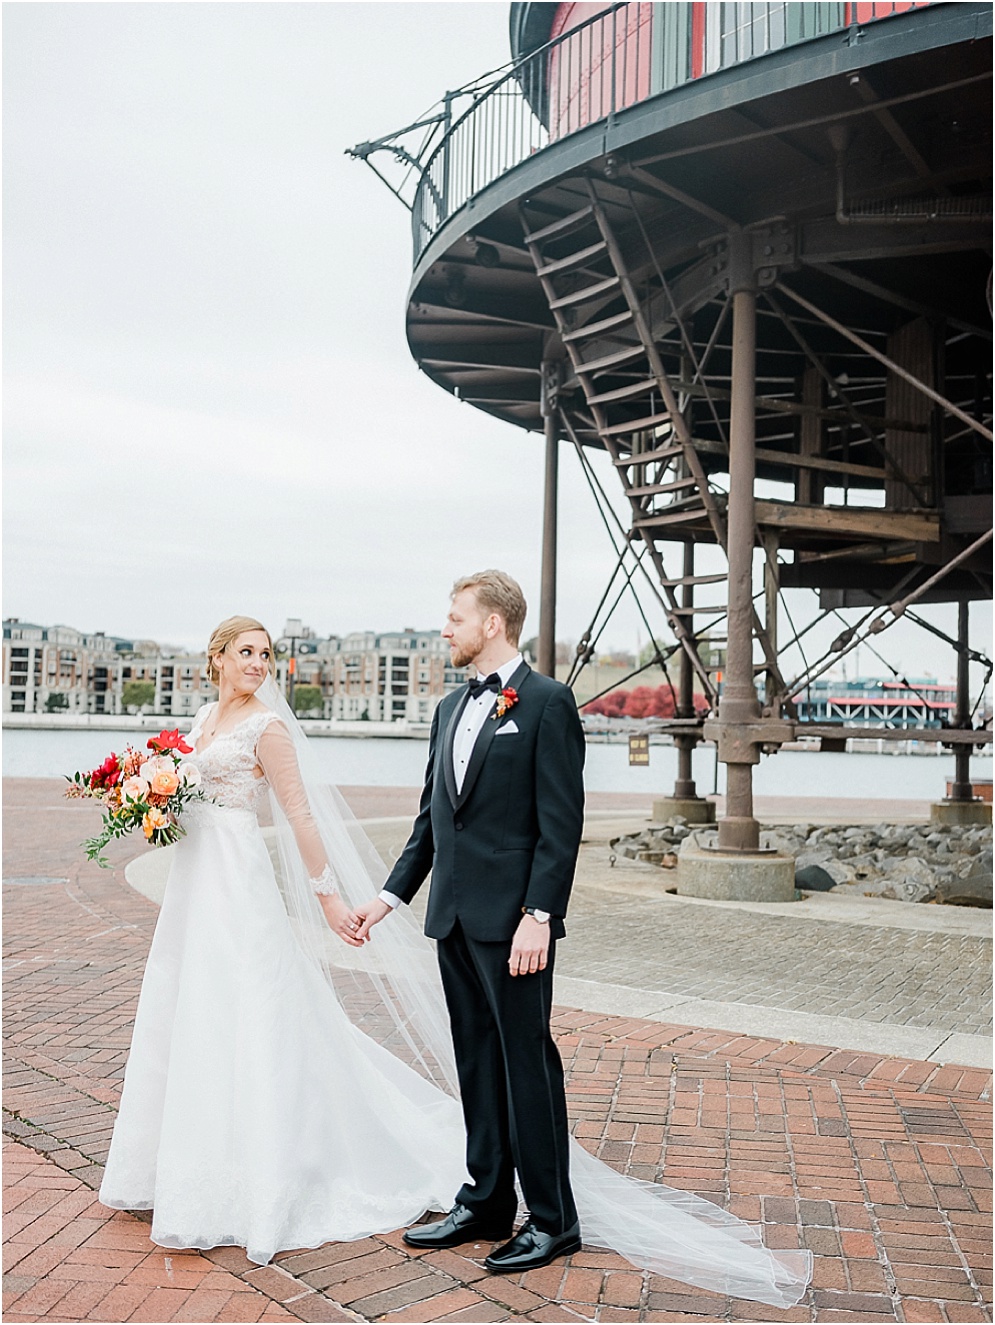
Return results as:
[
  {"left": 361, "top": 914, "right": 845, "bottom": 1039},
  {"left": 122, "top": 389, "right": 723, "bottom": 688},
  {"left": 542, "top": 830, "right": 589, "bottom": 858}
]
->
[{"left": 99, "top": 708, "right": 465, "bottom": 1265}]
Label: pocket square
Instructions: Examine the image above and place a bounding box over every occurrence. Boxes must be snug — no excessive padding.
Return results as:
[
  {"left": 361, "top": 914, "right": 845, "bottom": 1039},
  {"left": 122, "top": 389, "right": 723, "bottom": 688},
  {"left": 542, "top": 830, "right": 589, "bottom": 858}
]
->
[{"left": 496, "top": 720, "right": 519, "bottom": 735}]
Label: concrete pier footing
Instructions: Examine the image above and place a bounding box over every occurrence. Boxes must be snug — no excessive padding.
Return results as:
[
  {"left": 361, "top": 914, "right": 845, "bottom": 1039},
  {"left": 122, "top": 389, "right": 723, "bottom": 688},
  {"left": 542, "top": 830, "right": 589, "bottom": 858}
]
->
[
  {"left": 677, "top": 831, "right": 797, "bottom": 902},
  {"left": 930, "top": 799, "right": 992, "bottom": 826},
  {"left": 652, "top": 796, "right": 716, "bottom": 825}
]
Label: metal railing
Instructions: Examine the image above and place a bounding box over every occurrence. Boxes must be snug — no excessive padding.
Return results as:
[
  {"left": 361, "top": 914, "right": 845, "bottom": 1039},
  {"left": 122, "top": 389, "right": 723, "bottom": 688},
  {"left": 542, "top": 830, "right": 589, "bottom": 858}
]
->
[
  {"left": 412, "top": 4, "right": 650, "bottom": 257},
  {"left": 411, "top": 1, "right": 934, "bottom": 262}
]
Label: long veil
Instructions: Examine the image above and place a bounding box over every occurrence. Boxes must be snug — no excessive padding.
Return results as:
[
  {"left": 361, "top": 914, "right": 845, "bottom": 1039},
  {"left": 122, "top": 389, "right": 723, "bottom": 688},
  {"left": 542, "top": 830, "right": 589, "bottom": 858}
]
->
[{"left": 257, "top": 678, "right": 812, "bottom": 1309}]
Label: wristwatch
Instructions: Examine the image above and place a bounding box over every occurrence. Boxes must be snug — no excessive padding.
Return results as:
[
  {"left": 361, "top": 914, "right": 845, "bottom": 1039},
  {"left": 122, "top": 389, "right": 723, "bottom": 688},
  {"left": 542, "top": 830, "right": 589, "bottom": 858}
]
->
[{"left": 523, "top": 906, "right": 551, "bottom": 924}]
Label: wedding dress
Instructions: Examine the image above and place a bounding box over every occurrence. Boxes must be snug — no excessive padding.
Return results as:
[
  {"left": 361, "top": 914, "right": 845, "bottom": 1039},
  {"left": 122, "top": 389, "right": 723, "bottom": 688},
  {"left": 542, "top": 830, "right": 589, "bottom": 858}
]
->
[
  {"left": 98, "top": 704, "right": 466, "bottom": 1263},
  {"left": 100, "top": 680, "right": 811, "bottom": 1306}
]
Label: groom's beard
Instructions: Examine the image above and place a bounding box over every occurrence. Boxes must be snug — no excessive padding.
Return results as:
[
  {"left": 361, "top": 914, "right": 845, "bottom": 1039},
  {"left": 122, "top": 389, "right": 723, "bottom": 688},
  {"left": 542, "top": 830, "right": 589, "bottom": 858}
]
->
[{"left": 449, "top": 630, "right": 487, "bottom": 671}]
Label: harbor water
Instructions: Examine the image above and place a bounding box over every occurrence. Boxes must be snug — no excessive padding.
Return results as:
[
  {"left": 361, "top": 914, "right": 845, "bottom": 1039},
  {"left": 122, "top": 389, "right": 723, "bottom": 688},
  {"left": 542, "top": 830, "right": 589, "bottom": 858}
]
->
[{"left": 3, "top": 727, "right": 990, "bottom": 801}]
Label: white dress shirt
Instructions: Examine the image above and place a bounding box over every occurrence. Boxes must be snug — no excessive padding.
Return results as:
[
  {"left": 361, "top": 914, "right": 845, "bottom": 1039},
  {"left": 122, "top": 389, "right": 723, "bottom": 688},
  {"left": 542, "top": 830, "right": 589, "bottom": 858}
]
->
[
  {"left": 378, "top": 653, "right": 523, "bottom": 911},
  {"left": 452, "top": 653, "right": 522, "bottom": 794}
]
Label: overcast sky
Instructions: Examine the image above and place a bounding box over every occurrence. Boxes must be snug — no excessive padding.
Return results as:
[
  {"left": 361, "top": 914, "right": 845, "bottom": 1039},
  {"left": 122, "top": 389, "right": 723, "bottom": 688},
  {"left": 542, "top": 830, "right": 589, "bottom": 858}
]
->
[{"left": 3, "top": 1, "right": 990, "bottom": 687}]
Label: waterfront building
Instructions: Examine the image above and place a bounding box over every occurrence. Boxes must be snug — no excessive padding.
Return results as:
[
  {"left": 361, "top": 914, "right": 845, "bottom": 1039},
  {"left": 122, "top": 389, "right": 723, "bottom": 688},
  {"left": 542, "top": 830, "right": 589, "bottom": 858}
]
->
[
  {"left": 153, "top": 655, "right": 214, "bottom": 719},
  {"left": 3, "top": 620, "right": 463, "bottom": 725},
  {"left": 355, "top": 0, "right": 992, "bottom": 850},
  {"left": 3, "top": 619, "right": 153, "bottom": 716},
  {"left": 317, "top": 630, "right": 463, "bottom": 723},
  {"left": 794, "top": 677, "right": 957, "bottom": 727},
  {"left": 3, "top": 619, "right": 211, "bottom": 719}
]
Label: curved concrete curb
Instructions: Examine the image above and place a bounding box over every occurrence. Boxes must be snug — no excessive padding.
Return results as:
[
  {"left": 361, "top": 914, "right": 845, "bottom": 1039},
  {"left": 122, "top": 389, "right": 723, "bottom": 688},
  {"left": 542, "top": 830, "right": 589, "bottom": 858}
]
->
[
  {"left": 124, "top": 845, "right": 172, "bottom": 906},
  {"left": 125, "top": 827, "right": 283, "bottom": 906}
]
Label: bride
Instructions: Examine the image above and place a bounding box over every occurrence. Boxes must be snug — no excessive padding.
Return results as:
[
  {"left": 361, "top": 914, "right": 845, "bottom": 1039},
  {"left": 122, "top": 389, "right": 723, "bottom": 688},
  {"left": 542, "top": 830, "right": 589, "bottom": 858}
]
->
[{"left": 99, "top": 614, "right": 811, "bottom": 1307}]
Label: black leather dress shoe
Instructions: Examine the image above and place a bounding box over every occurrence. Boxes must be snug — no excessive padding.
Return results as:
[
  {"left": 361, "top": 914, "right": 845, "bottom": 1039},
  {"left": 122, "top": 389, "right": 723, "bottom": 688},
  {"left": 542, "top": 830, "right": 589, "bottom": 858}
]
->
[
  {"left": 484, "top": 1220, "right": 582, "bottom": 1273},
  {"left": 403, "top": 1203, "right": 515, "bottom": 1250}
]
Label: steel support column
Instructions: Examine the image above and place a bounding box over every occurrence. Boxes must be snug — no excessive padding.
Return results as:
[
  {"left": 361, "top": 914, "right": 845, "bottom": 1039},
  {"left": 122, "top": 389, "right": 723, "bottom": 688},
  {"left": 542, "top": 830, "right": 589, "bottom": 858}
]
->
[
  {"left": 717, "top": 253, "right": 762, "bottom": 852},
  {"left": 950, "top": 600, "right": 974, "bottom": 801},
  {"left": 763, "top": 532, "right": 779, "bottom": 708},
  {"left": 673, "top": 542, "right": 698, "bottom": 799},
  {"left": 537, "top": 361, "right": 561, "bottom": 678}
]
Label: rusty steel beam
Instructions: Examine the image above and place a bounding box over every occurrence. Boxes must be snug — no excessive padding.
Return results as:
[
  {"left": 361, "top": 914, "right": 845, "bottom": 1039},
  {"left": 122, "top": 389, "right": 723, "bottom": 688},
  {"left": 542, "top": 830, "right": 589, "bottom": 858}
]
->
[
  {"left": 797, "top": 724, "right": 991, "bottom": 746},
  {"left": 716, "top": 240, "right": 763, "bottom": 853},
  {"left": 762, "top": 290, "right": 931, "bottom": 506},
  {"left": 595, "top": 720, "right": 992, "bottom": 746},
  {"left": 776, "top": 283, "right": 995, "bottom": 444}
]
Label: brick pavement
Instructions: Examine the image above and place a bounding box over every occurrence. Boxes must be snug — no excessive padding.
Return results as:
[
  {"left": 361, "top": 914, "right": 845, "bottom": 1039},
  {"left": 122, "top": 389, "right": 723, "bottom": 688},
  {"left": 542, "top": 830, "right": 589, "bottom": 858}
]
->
[{"left": 3, "top": 779, "right": 992, "bottom": 1324}]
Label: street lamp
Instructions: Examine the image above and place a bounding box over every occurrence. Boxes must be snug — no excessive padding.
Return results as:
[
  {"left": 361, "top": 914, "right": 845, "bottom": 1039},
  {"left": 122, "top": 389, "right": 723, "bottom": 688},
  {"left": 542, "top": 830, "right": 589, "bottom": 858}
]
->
[{"left": 275, "top": 618, "right": 317, "bottom": 711}]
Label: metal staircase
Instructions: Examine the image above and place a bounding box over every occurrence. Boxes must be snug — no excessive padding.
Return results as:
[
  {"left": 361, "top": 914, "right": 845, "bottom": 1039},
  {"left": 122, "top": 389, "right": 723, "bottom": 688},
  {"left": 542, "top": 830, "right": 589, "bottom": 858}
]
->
[{"left": 522, "top": 182, "right": 784, "bottom": 705}]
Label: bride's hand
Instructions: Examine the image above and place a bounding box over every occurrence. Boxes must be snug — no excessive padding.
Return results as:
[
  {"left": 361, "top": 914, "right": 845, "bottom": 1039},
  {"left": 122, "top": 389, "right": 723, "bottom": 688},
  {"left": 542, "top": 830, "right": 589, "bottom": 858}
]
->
[{"left": 318, "top": 893, "right": 366, "bottom": 947}]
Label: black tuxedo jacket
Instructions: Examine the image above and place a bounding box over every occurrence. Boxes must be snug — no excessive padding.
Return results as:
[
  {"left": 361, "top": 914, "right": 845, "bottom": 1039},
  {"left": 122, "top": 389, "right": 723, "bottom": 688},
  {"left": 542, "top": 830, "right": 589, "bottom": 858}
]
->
[{"left": 382, "top": 661, "right": 585, "bottom": 942}]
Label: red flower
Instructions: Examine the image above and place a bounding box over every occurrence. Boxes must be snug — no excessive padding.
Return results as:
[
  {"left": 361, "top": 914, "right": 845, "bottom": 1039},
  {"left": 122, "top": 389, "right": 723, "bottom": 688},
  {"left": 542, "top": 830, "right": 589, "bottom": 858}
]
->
[
  {"left": 492, "top": 687, "right": 519, "bottom": 721},
  {"left": 148, "top": 728, "right": 193, "bottom": 755},
  {"left": 89, "top": 753, "right": 121, "bottom": 789}
]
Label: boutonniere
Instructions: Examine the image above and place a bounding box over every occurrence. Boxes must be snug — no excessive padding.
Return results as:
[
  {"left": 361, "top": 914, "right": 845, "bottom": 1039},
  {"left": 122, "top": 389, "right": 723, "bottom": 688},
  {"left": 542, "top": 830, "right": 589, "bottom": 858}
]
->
[{"left": 492, "top": 687, "right": 519, "bottom": 720}]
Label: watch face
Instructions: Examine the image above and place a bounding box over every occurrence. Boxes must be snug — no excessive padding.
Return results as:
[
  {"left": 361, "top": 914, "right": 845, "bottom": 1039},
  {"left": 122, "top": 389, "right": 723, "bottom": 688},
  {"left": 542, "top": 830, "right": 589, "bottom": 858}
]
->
[{"left": 532, "top": 909, "right": 551, "bottom": 923}]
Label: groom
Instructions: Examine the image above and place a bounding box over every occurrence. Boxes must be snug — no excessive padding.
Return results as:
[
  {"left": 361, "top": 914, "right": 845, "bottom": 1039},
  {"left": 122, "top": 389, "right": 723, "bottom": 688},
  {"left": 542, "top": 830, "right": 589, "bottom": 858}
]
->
[{"left": 352, "top": 570, "right": 585, "bottom": 1273}]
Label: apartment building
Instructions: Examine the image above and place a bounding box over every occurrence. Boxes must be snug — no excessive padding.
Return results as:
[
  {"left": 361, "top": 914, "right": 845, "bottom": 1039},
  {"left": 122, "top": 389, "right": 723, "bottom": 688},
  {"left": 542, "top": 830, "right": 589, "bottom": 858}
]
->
[
  {"left": 4, "top": 619, "right": 140, "bottom": 715},
  {"left": 2, "top": 619, "right": 213, "bottom": 717},
  {"left": 317, "top": 630, "right": 462, "bottom": 723},
  {"left": 4, "top": 620, "right": 463, "bottom": 723}
]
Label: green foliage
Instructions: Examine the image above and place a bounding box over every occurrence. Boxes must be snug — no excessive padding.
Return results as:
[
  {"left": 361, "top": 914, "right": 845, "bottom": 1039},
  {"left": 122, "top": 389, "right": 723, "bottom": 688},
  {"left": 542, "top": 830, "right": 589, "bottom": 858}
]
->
[
  {"left": 293, "top": 685, "right": 324, "bottom": 716},
  {"left": 122, "top": 680, "right": 156, "bottom": 710},
  {"left": 44, "top": 692, "right": 69, "bottom": 712}
]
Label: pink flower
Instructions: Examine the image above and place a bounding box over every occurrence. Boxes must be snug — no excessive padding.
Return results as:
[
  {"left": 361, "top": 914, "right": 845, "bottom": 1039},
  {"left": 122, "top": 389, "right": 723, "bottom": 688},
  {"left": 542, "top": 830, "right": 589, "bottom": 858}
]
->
[{"left": 120, "top": 777, "right": 147, "bottom": 802}]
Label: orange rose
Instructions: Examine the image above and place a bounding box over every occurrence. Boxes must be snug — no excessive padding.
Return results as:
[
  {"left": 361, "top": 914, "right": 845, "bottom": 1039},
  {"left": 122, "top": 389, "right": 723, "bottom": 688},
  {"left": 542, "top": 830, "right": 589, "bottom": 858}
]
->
[
  {"left": 142, "top": 808, "right": 168, "bottom": 839},
  {"left": 150, "top": 769, "right": 180, "bottom": 797}
]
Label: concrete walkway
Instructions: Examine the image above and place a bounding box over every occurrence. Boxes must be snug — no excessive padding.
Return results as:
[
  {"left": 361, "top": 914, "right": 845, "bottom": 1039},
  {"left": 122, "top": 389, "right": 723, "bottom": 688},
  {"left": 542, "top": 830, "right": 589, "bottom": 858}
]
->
[{"left": 3, "top": 779, "right": 992, "bottom": 1324}]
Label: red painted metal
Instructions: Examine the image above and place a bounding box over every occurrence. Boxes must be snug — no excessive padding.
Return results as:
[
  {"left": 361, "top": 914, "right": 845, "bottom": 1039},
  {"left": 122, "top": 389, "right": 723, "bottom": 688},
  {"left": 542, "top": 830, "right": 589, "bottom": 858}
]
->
[
  {"left": 547, "top": 3, "right": 653, "bottom": 139},
  {"left": 850, "top": 2, "right": 929, "bottom": 23},
  {"left": 546, "top": 0, "right": 934, "bottom": 135},
  {"left": 691, "top": 2, "right": 706, "bottom": 79}
]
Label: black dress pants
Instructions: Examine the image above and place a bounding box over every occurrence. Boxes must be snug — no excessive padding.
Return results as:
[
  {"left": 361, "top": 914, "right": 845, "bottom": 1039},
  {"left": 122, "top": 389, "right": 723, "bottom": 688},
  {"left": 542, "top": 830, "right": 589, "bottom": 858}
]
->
[{"left": 436, "top": 920, "right": 578, "bottom": 1236}]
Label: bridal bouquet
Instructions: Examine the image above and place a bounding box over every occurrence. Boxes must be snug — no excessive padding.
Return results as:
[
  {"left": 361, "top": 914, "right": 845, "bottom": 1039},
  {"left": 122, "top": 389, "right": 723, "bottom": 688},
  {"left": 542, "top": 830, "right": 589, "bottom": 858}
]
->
[{"left": 65, "top": 728, "right": 208, "bottom": 866}]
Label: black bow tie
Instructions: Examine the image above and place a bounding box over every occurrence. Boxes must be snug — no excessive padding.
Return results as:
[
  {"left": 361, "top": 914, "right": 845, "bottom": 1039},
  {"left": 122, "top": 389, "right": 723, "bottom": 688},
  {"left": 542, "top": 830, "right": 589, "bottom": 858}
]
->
[{"left": 467, "top": 673, "right": 501, "bottom": 700}]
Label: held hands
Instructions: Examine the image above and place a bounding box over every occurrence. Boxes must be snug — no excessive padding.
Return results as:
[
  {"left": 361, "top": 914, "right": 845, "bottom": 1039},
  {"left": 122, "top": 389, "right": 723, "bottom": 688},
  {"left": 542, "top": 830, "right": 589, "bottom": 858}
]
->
[
  {"left": 317, "top": 893, "right": 366, "bottom": 948},
  {"left": 508, "top": 914, "right": 550, "bottom": 977},
  {"left": 351, "top": 897, "right": 393, "bottom": 943}
]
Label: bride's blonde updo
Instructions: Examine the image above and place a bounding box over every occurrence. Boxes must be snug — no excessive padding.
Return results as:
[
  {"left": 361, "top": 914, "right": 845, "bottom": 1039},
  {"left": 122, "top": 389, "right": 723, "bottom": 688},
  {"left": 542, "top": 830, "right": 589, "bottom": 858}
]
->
[{"left": 206, "top": 616, "right": 276, "bottom": 686}]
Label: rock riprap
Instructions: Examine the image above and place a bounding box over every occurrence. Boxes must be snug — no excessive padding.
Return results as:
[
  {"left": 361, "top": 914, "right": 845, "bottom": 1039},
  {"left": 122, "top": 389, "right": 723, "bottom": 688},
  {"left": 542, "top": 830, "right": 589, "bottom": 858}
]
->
[{"left": 609, "top": 819, "right": 992, "bottom": 906}]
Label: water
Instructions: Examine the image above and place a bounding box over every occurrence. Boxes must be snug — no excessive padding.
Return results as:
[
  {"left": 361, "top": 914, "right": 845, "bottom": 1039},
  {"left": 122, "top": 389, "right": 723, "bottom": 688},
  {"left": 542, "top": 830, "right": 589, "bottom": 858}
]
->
[{"left": 3, "top": 726, "right": 990, "bottom": 801}]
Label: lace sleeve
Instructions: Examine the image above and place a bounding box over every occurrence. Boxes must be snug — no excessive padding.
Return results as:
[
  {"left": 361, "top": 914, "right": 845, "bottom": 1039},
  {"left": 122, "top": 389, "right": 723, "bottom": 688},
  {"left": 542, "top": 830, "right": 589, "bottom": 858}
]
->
[{"left": 256, "top": 719, "right": 335, "bottom": 889}]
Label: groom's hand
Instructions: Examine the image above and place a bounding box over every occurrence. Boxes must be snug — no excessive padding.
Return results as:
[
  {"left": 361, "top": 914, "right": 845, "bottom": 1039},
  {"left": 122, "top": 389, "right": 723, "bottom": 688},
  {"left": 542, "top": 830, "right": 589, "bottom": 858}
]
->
[
  {"left": 509, "top": 915, "right": 550, "bottom": 977},
  {"left": 352, "top": 897, "right": 393, "bottom": 942}
]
